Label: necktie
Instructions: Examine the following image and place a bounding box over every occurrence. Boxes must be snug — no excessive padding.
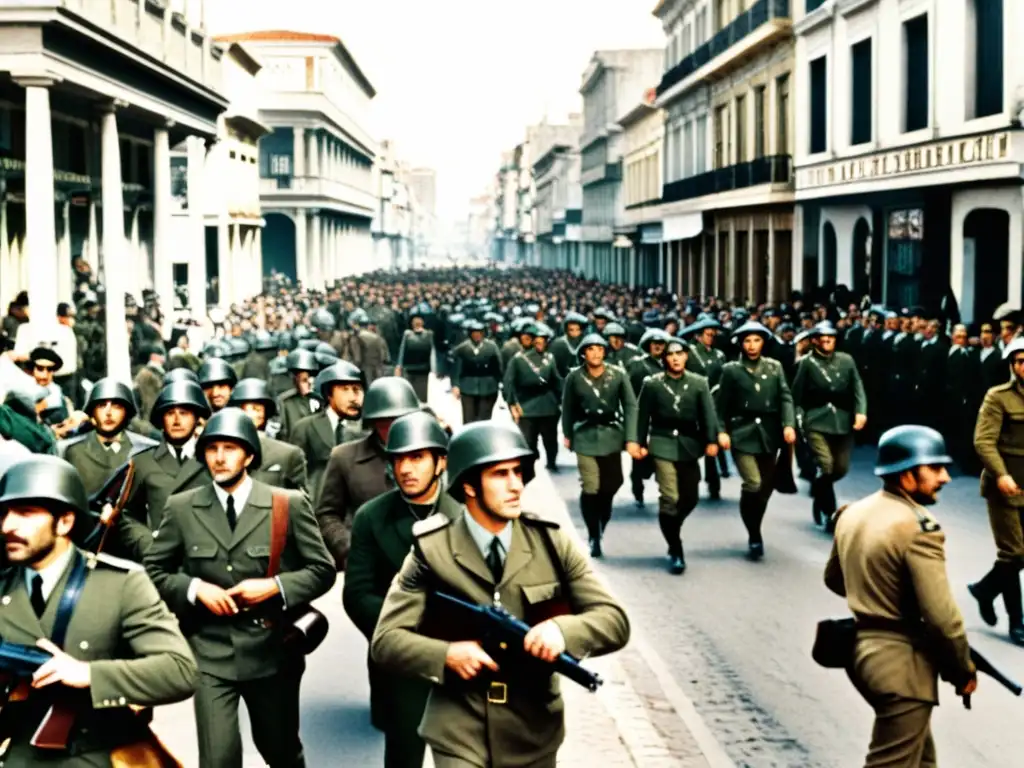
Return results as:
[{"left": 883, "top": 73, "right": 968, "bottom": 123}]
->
[
  {"left": 486, "top": 537, "right": 504, "bottom": 584},
  {"left": 334, "top": 419, "right": 345, "bottom": 446},
  {"left": 30, "top": 574, "right": 45, "bottom": 617},
  {"left": 226, "top": 495, "right": 237, "bottom": 532}
]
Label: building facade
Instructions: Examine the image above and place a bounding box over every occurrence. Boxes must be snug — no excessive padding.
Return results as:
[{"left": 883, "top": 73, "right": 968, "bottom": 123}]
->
[
  {"left": 372, "top": 139, "right": 417, "bottom": 271},
  {"left": 218, "top": 30, "right": 378, "bottom": 287},
  {"left": 793, "top": 0, "right": 1024, "bottom": 321},
  {"left": 532, "top": 115, "right": 584, "bottom": 271},
  {"left": 492, "top": 149, "right": 520, "bottom": 262},
  {"left": 0, "top": 0, "right": 227, "bottom": 381},
  {"left": 618, "top": 89, "right": 665, "bottom": 287}
]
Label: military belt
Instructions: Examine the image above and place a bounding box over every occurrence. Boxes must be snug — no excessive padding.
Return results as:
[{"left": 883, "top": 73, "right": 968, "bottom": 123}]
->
[
  {"left": 803, "top": 391, "right": 855, "bottom": 413},
  {"left": 854, "top": 615, "right": 919, "bottom": 635},
  {"left": 581, "top": 411, "right": 620, "bottom": 428},
  {"left": 652, "top": 420, "right": 703, "bottom": 441},
  {"left": 519, "top": 382, "right": 552, "bottom": 398}
]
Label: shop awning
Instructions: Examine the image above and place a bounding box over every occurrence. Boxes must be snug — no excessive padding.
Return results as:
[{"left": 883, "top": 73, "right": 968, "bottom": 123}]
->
[{"left": 662, "top": 212, "right": 704, "bottom": 241}]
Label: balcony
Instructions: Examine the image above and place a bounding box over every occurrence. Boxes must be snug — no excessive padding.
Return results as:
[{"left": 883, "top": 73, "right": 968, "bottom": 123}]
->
[
  {"left": 656, "top": 0, "right": 790, "bottom": 102},
  {"left": 662, "top": 155, "right": 792, "bottom": 203},
  {"left": 260, "top": 175, "right": 377, "bottom": 215}
]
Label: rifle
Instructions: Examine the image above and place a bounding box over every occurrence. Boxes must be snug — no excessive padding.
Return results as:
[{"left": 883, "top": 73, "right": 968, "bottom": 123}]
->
[
  {"left": 81, "top": 460, "right": 137, "bottom": 554},
  {"left": 962, "top": 647, "right": 1023, "bottom": 710},
  {"left": 0, "top": 639, "right": 82, "bottom": 749},
  {"left": 432, "top": 592, "right": 603, "bottom": 692}
]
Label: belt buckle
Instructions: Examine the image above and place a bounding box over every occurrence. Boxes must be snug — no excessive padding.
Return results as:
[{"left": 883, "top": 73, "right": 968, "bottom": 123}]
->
[{"left": 487, "top": 681, "right": 508, "bottom": 704}]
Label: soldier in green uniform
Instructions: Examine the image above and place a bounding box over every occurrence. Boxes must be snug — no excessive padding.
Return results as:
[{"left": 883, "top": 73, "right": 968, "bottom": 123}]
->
[
  {"left": 449, "top": 319, "right": 503, "bottom": 424},
  {"left": 344, "top": 411, "right": 460, "bottom": 768},
  {"left": 626, "top": 328, "right": 669, "bottom": 504},
  {"left": 715, "top": 321, "right": 796, "bottom": 560},
  {"left": 395, "top": 310, "right": 435, "bottom": 402},
  {"left": 603, "top": 322, "right": 640, "bottom": 370},
  {"left": 144, "top": 408, "right": 335, "bottom": 768},
  {"left": 198, "top": 357, "right": 238, "bottom": 415},
  {"left": 370, "top": 421, "right": 630, "bottom": 768},
  {"left": 683, "top": 315, "right": 730, "bottom": 496},
  {"left": 276, "top": 348, "right": 322, "bottom": 444},
  {"left": 121, "top": 380, "right": 212, "bottom": 562},
  {"left": 242, "top": 330, "right": 276, "bottom": 380},
  {"left": 549, "top": 312, "right": 587, "bottom": 380},
  {"left": 500, "top": 319, "right": 534, "bottom": 368},
  {"left": 968, "top": 337, "right": 1024, "bottom": 645},
  {"left": 561, "top": 333, "right": 640, "bottom": 557},
  {"left": 791, "top": 322, "right": 868, "bottom": 530},
  {"left": 228, "top": 378, "right": 309, "bottom": 495},
  {"left": 60, "top": 379, "right": 158, "bottom": 496},
  {"left": 504, "top": 322, "right": 562, "bottom": 471},
  {"left": 267, "top": 331, "right": 297, "bottom": 399},
  {"left": 0, "top": 454, "right": 198, "bottom": 766},
  {"left": 633, "top": 337, "right": 721, "bottom": 574}
]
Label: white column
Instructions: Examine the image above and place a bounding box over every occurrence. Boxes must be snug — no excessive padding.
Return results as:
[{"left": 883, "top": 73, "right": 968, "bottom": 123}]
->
[
  {"left": 305, "top": 129, "right": 319, "bottom": 178},
  {"left": 767, "top": 214, "right": 777, "bottom": 303},
  {"left": 308, "top": 210, "right": 321, "bottom": 289},
  {"left": 217, "top": 221, "right": 232, "bottom": 308},
  {"left": 57, "top": 202, "right": 73, "bottom": 303},
  {"left": 186, "top": 136, "right": 207, "bottom": 318},
  {"left": 253, "top": 227, "right": 264, "bottom": 295},
  {"left": 0, "top": 200, "right": 9, "bottom": 310},
  {"left": 128, "top": 208, "right": 142, "bottom": 302},
  {"left": 21, "top": 78, "right": 60, "bottom": 325},
  {"left": 153, "top": 124, "right": 173, "bottom": 335},
  {"left": 748, "top": 216, "right": 756, "bottom": 304},
  {"left": 329, "top": 219, "right": 339, "bottom": 283},
  {"left": 792, "top": 204, "right": 804, "bottom": 296},
  {"left": 292, "top": 127, "right": 305, "bottom": 178},
  {"left": 100, "top": 103, "right": 131, "bottom": 384},
  {"left": 294, "top": 209, "right": 308, "bottom": 285},
  {"left": 86, "top": 200, "right": 99, "bottom": 267}
]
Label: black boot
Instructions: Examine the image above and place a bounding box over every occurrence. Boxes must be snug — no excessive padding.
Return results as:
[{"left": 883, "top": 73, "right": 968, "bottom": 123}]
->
[
  {"left": 658, "top": 513, "right": 685, "bottom": 574},
  {"left": 718, "top": 451, "right": 730, "bottom": 478},
  {"left": 631, "top": 473, "right": 644, "bottom": 506},
  {"left": 704, "top": 455, "right": 721, "bottom": 500},
  {"left": 812, "top": 476, "right": 837, "bottom": 531},
  {"left": 1002, "top": 565, "right": 1024, "bottom": 645},
  {"left": 580, "top": 494, "right": 602, "bottom": 558},
  {"left": 968, "top": 563, "right": 1003, "bottom": 627},
  {"left": 599, "top": 494, "right": 613, "bottom": 533},
  {"left": 739, "top": 491, "right": 764, "bottom": 560}
]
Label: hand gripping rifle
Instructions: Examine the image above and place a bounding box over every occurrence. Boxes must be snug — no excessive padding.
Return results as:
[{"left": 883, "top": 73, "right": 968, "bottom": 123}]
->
[
  {"left": 433, "top": 592, "right": 603, "bottom": 692},
  {"left": 962, "top": 647, "right": 1023, "bottom": 710},
  {"left": 0, "top": 638, "right": 83, "bottom": 749},
  {"left": 81, "top": 459, "right": 136, "bottom": 555}
]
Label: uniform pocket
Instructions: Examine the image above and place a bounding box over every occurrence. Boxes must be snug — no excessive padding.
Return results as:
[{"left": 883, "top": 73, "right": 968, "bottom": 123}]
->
[
  {"left": 187, "top": 544, "right": 219, "bottom": 559},
  {"left": 521, "top": 581, "right": 571, "bottom": 624},
  {"left": 521, "top": 582, "right": 561, "bottom": 604},
  {"left": 246, "top": 545, "right": 271, "bottom": 557}
]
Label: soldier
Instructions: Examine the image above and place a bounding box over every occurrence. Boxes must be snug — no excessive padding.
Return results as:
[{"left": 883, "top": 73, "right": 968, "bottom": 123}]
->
[
  {"left": 242, "top": 330, "right": 277, "bottom": 380},
  {"left": 268, "top": 331, "right": 297, "bottom": 399},
  {"left": 197, "top": 356, "right": 238, "bottom": 415},
  {"left": 976, "top": 321, "right": 1008, "bottom": 395},
  {"left": 370, "top": 421, "right": 630, "bottom": 768},
  {"left": 549, "top": 311, "right": 586, "bottom": 380},
  {"left": 501, "top": 319, "right": 534, "bottom": 367},
  {"left": 625, "top": 328, "right": 669, "bottom": 504},
  {"left": 944, "top": 324, "right": 977, "bottom": 470},
  {"left": 633, "top": 337, "right": 720, "bottom": 574},
  {"left": 824, "top": 425, "right": 975, "bottom": 767},
  {"left": 228, "top": 378, "right": 308, "bottom": 495},
  {"left": 121, "top": 380, "right": 212, "bottom": 562},
  {"left": 791, "top": 322, "right": 868, "bottom": 530},
  {"left": 968, "top": 336, "right": 1024, "bottom": 645},
  {"left": 344, "top": 411, "right": 460, "bottom": 768},
  {"left": 316, "top": 377, "right": 421, "bottom": 570},
  {"left": 715, "top": 322, "right": 796, "bottom": 559},
  {"left": 144, "top": 408, "right": 335, "bottom": 768},
  {"left": 449, "top": 319, "right": 503, "bottom": 424},
  {"left": 561, "top": 333, "right": 640, "bottom": 557},
  {"left": 395, "top": 309, "right": 435, "bottom": 402},
  {"left": 291, "top": 361, "right": 368, "bottom": 509},
  {"left": 603, "top": 322, "right": 640, "bottom": 370},
  {"left": 0, "top": 454, "right": 198, "bottom": 765},
  {"left": 132, "top": 342, "right": 165, "bottom": 426},
  {"left": 276, "top": 348, "right": 322, "bottom": 444},
  {"left": 504, "top": 322, "right": 562, "bottom": 471},
  {"left": 59, "top": 378, "right": 158, "bottom": 495},
  {"left": 682, "top": 316, "right": 730, "bottom": 497}
]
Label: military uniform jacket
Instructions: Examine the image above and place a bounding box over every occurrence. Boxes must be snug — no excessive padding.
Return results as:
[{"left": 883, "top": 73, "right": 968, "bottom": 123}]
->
[
  {"left": 974, "top": 379, "right": 1024, "bottom": 508},
  {"left": 0, "top": 550, "right": 197, "bottom": 764},
  {"left": 500, "top": 338, "right": 523, "bottom": 367},
  {"left": 61, "top": 431, "right": 159, "bottom": 496},
  {"left": 290, "top": 409, "right": 364, "bottom": 510},
  {"left": 626, "top": 355, "right": 661, "bottom": 396},
  {"left": 355, "top": 329, "right": 392, "bottom": 383},
  {"left": 132, "top": 365, "right": 163, "bottom": 425},
  {"left": 686, "top": 343, "right": 726, "bottom": 389},
  {"left": 633, "top": 372, "right": 719, "bottom": 463},
  {"left": 606, "top": 344, "right": 640, "bottom": 371},
  {"left": 715, "top": 356, "right": 795, "bottom": 455},
  {"left": 397, "top": 329, "right": 434, "bottom": 374},
  {"left": 370, "top": 513, "right": 630, "bottom": 767},
  {"left": 241, "top": 352, "right": 271, "bottom": 381},
  {"left": 276, "top": 388, "right": 322, "bottom": 444},
  {"left": 315, "top": 433, "right": 393, "bottom": 570},
  {"left": 144, "top": 482, "right": 335, "bottom": 681},
  {"left": 824, "top": 490, "right": 972, "bottom": 703},
  {"left": 450, "top": 339, "right": 503, "bottom": 397},
  {"left": 560, "top": 365, "right": 639, "bottom": 457},
  {"left": 504, "top": 349, "right": 562, "bottom": 418},
  {"left": 791, "top": 350, "right": 867, "bottom": 435},
  {"left": 252, "top": 433, "right": 308, "bottom": 495},
  {"left": 549, "top": 336, "right": 581, "bottom": 380}
]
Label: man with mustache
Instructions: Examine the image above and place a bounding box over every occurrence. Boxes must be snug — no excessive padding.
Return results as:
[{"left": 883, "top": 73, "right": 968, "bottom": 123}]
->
[
  {"left": 228, "top": 378, "right": 308, "bottom": 495},
  {"left": 0, "top": 454, "right": 197, "bottom": 764},
  {"left": 145, "top": 408, "right": 335, "bottom": 768},
  {"left": 344, "top": 410, "right": 459, "bottom": 768},
  {"left": 197, "top": 356, "right": 238, "bottom": 414}
]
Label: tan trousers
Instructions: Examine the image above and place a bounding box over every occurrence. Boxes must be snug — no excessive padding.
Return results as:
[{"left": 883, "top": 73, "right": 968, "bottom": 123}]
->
[
  {"left": 576, "top": 453, "right": 624, "bottom": 496},
  {"left": 806, "top": 431, "right": 855, "bottom": 479},
  {"left": 863, "top": 698, "right": 936, "bottom": 767},
  {"left": 653, "top": 458, "right": 701, "bottom": 518},
  {"left": 432, "top": 751, "right": 557, "bottom": 768},
  {"left": 986, "top": 497, "right": 1024, "bottom": 564},
  {"left": 732, "top": 451, "right": 778, "bottom": 496}
]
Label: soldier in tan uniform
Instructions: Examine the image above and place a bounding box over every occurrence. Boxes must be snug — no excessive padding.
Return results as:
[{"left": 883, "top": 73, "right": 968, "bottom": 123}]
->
[
  {"left": 371, "top": 422, "right": 630, "bottom": 768},
  {"left": 968, "top": 336, "right": 1024, "bottom": 645},
  {"left": 824, "top": 425, "right": 975, "bottom": 767}
]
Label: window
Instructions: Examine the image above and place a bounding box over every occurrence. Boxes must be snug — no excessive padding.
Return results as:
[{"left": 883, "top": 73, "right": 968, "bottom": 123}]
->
[
  {"left": 735, "top": 95, "right": 747, "bottom": 163},
  {"left": 696, "top": 8, "right": 708, "bottom": 45},
  {"left": 776, "top": 73, "right": 790, "bottom": 155},
  {"left": 753, "top": 86, "right": 766, "bottom": 158},
  {"left": 806, "top": 0, "right": 826, "bottom": 10},
  {"left": 695, "top": 115, "right": 708, "bottom": 173},
  {"left": 675, "top": 123, "right": 685, "bottom": 179},
  {"left": 714, "top": 105, "right": 727, "bottom": 168},
  {"left": 809, "top": 58, "right": 827, "bottom": 153},
  {"left": 683, "top": 120, "right": 695, "bottom": 177},
  {"left": 903, "top": 14, "right": 929, "bottom": 132},
  {"left": 715, "top": 0, "right": 727, "bottom": 31},
  {"left": 270, "top": 155, "right": 292, "bottom": 176},
  {"left": 972, "top": 0, "right": 1003, "bottom": 118},
  {"left": 850, "top": 38, "right": 873, "bottom": 145}
]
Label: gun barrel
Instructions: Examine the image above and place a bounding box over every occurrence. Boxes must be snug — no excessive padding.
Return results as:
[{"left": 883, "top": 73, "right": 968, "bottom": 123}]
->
[
  {"left": 0, "top": 639, "right": 52, "bottom": 677},
  {"left": 972, "top": 648, "right": 1023, "bottom": 697}
]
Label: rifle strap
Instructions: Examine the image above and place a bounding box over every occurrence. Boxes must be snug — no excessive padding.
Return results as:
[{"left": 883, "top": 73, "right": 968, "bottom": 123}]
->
[
  {"left": 535, "top": 526, "right": 576, "bottom": 614},
  {"left": 267, "top": 493, "right": 289, "bottom": 579},
  {"left": 51, "top": 549, "right": 89, "bottom": 650}
]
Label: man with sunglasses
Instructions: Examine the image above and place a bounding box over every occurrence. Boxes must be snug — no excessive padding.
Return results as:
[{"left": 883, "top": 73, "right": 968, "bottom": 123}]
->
[{"left": 28, "top": 347, "right": 87, "bottom": 440}]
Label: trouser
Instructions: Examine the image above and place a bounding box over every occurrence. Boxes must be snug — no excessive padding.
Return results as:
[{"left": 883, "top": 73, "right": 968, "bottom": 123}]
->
[
  {"left": 383, "top": 711, "right": 427, "bottom": 768},
  {"left": 654, "top": 458, "right": 701, "bottom": 556},
  {"left": 631, "top": 454, "right": 655, "bottom": 498},
  {"left": 859, "top": 695, "right": 936, "bottom": 768},
  {"left": 431, "top": 751, "right": 557, "bottom": 768},
  {"left": 986, "top": 497, "right": 1024, "bottom": 564},
  {"left": 518, "top": 415, "right": 559, "bottom": 465},
  {"left": 405, "top": 372, "right": 430, "bottom": 402},
  {"left": 577, "top": 453, "right": 624, "bottom": 541},
  {"left": 702, "top": 454, "right": 721, "bottom": 495},
  {"left": 805, "top": 431, "right": 854, "bottom": 480},
  {"left": 733, "top": 451, "right": 778, "bottom": 544},
  {"left": 194, "top": 663, "right": 305, "bottom": 768},
  {"left": 462, "top": 393, "right": 497, "bottom": 424}
]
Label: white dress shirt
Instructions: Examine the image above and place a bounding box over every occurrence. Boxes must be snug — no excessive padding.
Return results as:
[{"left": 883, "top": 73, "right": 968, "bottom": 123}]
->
[
  {"left": 25, "top": 545, "right": 75, "bottom": 604},
  {"left": 325, "top": 407, "right": 340, "bottom": 435},
  {"left": 170, "top": 436, "right": 197, "bottom": 463}
]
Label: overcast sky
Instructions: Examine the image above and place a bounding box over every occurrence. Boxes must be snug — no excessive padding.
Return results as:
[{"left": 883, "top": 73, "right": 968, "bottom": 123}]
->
[{"left": 204, "top": 0, "right": 664, "bottom": 222}]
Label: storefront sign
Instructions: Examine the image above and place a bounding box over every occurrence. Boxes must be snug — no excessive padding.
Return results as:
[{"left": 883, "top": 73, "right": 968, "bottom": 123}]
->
[{"left": 798, "top": 132, "right": 1013, "bottom": 189}]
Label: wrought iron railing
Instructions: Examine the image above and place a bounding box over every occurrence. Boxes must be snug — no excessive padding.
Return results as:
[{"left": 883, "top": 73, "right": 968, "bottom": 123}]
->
[{"left": 661, "top": 154, "right": 792, "bottom": 203}]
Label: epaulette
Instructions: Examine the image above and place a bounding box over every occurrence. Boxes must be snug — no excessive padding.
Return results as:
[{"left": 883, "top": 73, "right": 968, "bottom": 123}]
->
[
  {"left": 914, "top": 508, "right": 941, "bottom": 533},
  {"left": 128, "top": 433, "right": 159, "bottom": 455},
  {"left": 520, "top": 512, "right": 560, "bottom": 529},
  {"left": 412, "top": 513, "right": 452, "bottom": 538},
  {"left": 990, "top": 380, "right": 1016, "bottom": 393},
  {"left": 59, "top": 433, "right": 92, "bottom": 453},
  {"left": 87, "top": 552, "right": 144, "bottom": 572}
]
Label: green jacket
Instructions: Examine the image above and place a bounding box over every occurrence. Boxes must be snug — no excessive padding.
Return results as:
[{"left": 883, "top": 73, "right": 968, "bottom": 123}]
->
[
  {"left": 61, "top": 431, "right": 159, "bottom": 496},
  {"left": 715, "top": 356, "right": 796, "bottom": 455},
  {"left": 504, "top": 349, "right": 562, "bottom": 418},
  {"left": 634, "top": 371, "right": 719, "bottom": 462},
  {"left": 252, "top": 433, "right": 309, "bottom": 495},
  {"left": 144, "top": 480, "right": 335, "bottom": 681},
  {"left": 500, "top": 338, "right": 523, "bottom": 367},
  {"left": 397, "top": 329, "right": 434, "bottom": 374},
  {"left": 561, "top": 365, "right": 638, "bottom": 457},
  {"left": 791, "top": 350, "right": 867, "bottom": 435},
  {"left": 277, "top": 388, "right": 321, "bottom": 444},
  {"left": 607, "top": 343, "right": 641, "bottom": 370},
  {"left": 0, "top": 405, "right": 56, "bottom": 455},
  {"left": 687, "top": 343, "right": 726, "bottom": 388},
  {"left": 974, "top": 379, "right": 1024, "bottom": 507},
  {"left": 450, "top": 339, "right": 503, "bottom": 397},
  {"left": 627, "top": 354, "right": 662, "bottom": 396},
  {"left": 549, "top": 335, "right": 582, "bottom": 379}
]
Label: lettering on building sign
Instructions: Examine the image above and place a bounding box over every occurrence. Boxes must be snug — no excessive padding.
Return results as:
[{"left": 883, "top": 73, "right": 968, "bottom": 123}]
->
[{"left": 799, "top": 132, "right": 1012, "bottom": 188}]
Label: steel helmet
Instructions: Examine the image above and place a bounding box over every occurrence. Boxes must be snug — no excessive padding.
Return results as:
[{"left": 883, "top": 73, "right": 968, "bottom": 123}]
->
[
  {"left": 285, "top": 349, "right": 319, "bottom": 374},
  {"left": 0, "top": 455, "right": 88, "bottom": 517},
  {"left": 151, "top": 381, "right": 212, "bottom": 426},
  {"left": 163, "top": 368, "right": 199, "bottom": 386},
  {"left": 195, "top": 407, "right": 262, "bottom": 471},
  {"left": 445, "top": 421, "right": 536, "bottom": 501},
  {"left": 810, "top": 321, "right": 838, "bottom": 338},
  {"left": 530, "top": 323, "right": 555, "bottom": 339},
  {"left": 253, "top": 330, "right": 277, "bottom": 352},
  {"left": 348, "top": 309, "right": 370, "bottom": 327},
  {"left": 293, "top": 326, "right": 312, "bottom": 342},
  {"left": 562, "top": 311, "right": 588, "bottom": 330},
  {"left": 731, "top": 321, "right": 772, "bottom": 342},
  {"left": 314, "top": 342, "right": 339, "bottom": 369},
  {"left": 874, "top": 425, "right": 953, "bottom": 476},
  {"left": 85, "top": 378, "right": 138, "bottom": 421},
  {"left": 197, "top": 358, "right": 238, "bottom": 389},
  {"left": 639, "top": 328, "right": 671, "bottom": 352},
  {"left": 602, "top": 322, "right": 627, "bottom": 338},
  {"left": 361, "top": 377, "right": 421, "bottom": 421},
  {"left": 227, "top": 378, "right": 278, "bottom": 419},
  {"left": 277, "top": 330, "right": 296, "bottom": 352},
  {"left": 202, "top": 340, "right": 230, "bottom": 359},
  {"left": 311, "top": 308, "right": 336, "bottom": 332},
  {"left": 577, "top": 332, "right": 610, "bottom": 360},
  {"left": 315, "top": 361, "right": 366, "bottom": 400},
  {"left": 1002, "top": 336, "right": 1024, "bottom": 361},
  {"left": 298, "top": 338, "right": 320, "bottom": 352},
  {"left": 385, "top": 411, "right": 449, "bottom": 455}
]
